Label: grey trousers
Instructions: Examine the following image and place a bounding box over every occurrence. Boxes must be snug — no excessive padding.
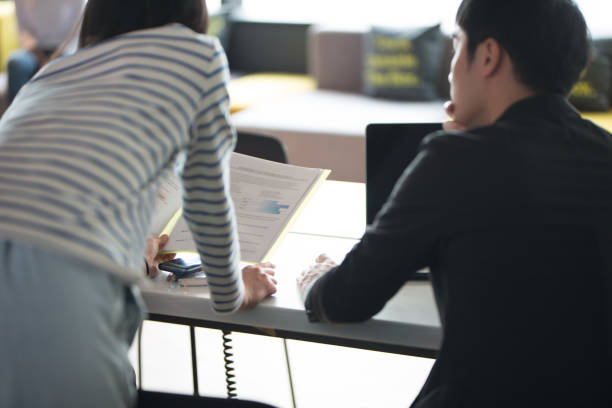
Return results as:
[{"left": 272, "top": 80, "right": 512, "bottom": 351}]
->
[{"left": 0, "top": 240, "right": 144, "bottom": 408}]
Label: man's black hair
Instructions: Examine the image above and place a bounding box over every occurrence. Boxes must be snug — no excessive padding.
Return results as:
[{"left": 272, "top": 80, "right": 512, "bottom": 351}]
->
[{"left": 456, "top": 0, "right": 590, "bottom": 96}]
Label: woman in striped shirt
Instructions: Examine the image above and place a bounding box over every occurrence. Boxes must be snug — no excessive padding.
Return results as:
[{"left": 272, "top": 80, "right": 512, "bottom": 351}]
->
[{"left": 0, "top": 0, "right": 277, "bottom": 406}]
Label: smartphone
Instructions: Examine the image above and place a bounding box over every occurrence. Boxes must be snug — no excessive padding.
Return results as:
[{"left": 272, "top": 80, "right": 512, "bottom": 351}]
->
[{"left": 159, "top": 253, "right": 202, "bottom": 277}]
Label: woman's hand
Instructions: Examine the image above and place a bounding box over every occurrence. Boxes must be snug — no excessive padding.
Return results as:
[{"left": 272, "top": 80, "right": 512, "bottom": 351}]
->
[
  {"left": 240, "top": 262, "right": 278, "bottom": 310},
  {"left": 144, "top": 234, "right": 176, "bottom": 278}
]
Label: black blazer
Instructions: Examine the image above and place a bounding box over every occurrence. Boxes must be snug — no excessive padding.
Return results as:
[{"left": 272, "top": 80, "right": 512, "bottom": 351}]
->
[{"left": 306, "top": 95, "right": 612, "bottom": 407}]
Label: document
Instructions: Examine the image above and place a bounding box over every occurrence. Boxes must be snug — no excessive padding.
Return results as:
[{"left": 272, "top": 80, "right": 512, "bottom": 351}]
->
[
  {"left": 151, "top": 153, "right": 330, "bottom": 263},
  {"left": 148, "top": 168, "right": 182, "bottom": 237}
]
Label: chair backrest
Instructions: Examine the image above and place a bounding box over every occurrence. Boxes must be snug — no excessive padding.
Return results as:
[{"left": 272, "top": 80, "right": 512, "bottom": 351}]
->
[
  {"left": 225, "top": 20, "right": 310, "bottom": 74},
  {"left": 235, "top": 131, "right": 288, "bottom": 164}
]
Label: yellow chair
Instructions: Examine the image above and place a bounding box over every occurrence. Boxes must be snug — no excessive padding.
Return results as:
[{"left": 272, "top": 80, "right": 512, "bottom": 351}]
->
[{"left": 0, "top": 2, "right": 19, "bottom": 72}]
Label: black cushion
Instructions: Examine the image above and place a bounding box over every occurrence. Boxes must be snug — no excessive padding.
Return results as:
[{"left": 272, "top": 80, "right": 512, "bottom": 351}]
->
[
  {"left": 362, "top": 25, "right": 447, "bottom": 100},
  {"left": 569, "top": 45, "right": 611, "bottom": 112},
  {"left": 594, "top": 38, "right": 612, "bottom": 104}
]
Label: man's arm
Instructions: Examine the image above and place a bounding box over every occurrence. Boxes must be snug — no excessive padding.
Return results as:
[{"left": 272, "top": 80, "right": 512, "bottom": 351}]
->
[{"left": 301, "top": 132, "right": 481, "bottom": 323}]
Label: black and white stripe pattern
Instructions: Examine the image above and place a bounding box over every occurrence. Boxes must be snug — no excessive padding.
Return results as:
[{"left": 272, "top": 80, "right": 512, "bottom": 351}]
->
[{"left": 0, "top": 24, "right": 243, "bottom": 313}]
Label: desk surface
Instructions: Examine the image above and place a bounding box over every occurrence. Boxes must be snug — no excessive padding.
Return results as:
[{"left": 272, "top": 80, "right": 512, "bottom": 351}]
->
[
  {"left": 290, "top": 180, "right": 366, "bottom": 239},
  {"left": 141, "top": 181, "right": 442, "bottom": 357}
]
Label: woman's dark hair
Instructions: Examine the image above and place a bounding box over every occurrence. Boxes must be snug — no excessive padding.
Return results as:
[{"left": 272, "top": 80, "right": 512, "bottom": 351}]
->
[
  {"left": 79, "top": 0, "right": 209, "bottom": 48},
  {"left": 456, "top": 0, "right": 590, "bottom": 96}
]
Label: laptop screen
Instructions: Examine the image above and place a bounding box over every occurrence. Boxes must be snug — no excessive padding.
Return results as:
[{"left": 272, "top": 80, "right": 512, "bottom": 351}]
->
[{"left": 366, "top": 123, "right": 442, "bottom": 225}]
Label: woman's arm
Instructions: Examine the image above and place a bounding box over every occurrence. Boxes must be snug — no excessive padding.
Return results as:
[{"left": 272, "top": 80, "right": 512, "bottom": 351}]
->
[{"left": 182, "top": 38, "right": 275, "bottom": 313}]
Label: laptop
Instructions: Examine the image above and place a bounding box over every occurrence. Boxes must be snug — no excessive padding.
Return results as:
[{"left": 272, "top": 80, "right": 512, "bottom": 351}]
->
[
  {"left": 366, "top": 123, "right": 442, "bottom": 280},
  {"left": 366, "top": 123, "right": 442, "bottom": 225}
]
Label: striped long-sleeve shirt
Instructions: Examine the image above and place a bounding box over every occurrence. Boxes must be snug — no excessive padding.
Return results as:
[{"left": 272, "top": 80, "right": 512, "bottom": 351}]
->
[{"left": 0, "top": 24, "right": 244, "bottom": 313}]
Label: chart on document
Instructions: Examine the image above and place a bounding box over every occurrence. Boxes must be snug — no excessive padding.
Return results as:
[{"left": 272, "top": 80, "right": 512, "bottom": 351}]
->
[{"left": 152, "top": 153, "right": 330, "bottom": 263}]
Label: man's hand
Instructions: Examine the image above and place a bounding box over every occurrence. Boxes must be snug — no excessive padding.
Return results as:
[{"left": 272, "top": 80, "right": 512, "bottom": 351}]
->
[
  {"left": 240, "top": 262, "right": 277, "bottom": 310},
  {"left": 297, "top": 254, "right": 338, "bottom": 301},
  {"left": 144, "top": 234, "right": 176, "bottom": 278},
  {"left": 443, "top": 101, "right": 468, "bottom": 132}
]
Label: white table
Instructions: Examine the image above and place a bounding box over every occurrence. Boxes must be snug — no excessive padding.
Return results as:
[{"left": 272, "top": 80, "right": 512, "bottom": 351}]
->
[
  {"left": 290, "top": 180, "right": 366, "bottom": 239},
  {"left": 141, "top": 181, "right": 442, "bottom": 358}
]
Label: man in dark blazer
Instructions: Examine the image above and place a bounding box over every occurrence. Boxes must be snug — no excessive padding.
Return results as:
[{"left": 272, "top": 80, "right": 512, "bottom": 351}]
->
[{"left": 298, "top": 0, "right": 612, "bottom": 406}]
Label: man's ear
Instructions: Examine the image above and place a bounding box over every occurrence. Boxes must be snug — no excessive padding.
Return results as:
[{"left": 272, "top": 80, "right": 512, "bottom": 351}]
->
[{"left": 477, "top": 38, "right": 503, "bottom": 78}]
